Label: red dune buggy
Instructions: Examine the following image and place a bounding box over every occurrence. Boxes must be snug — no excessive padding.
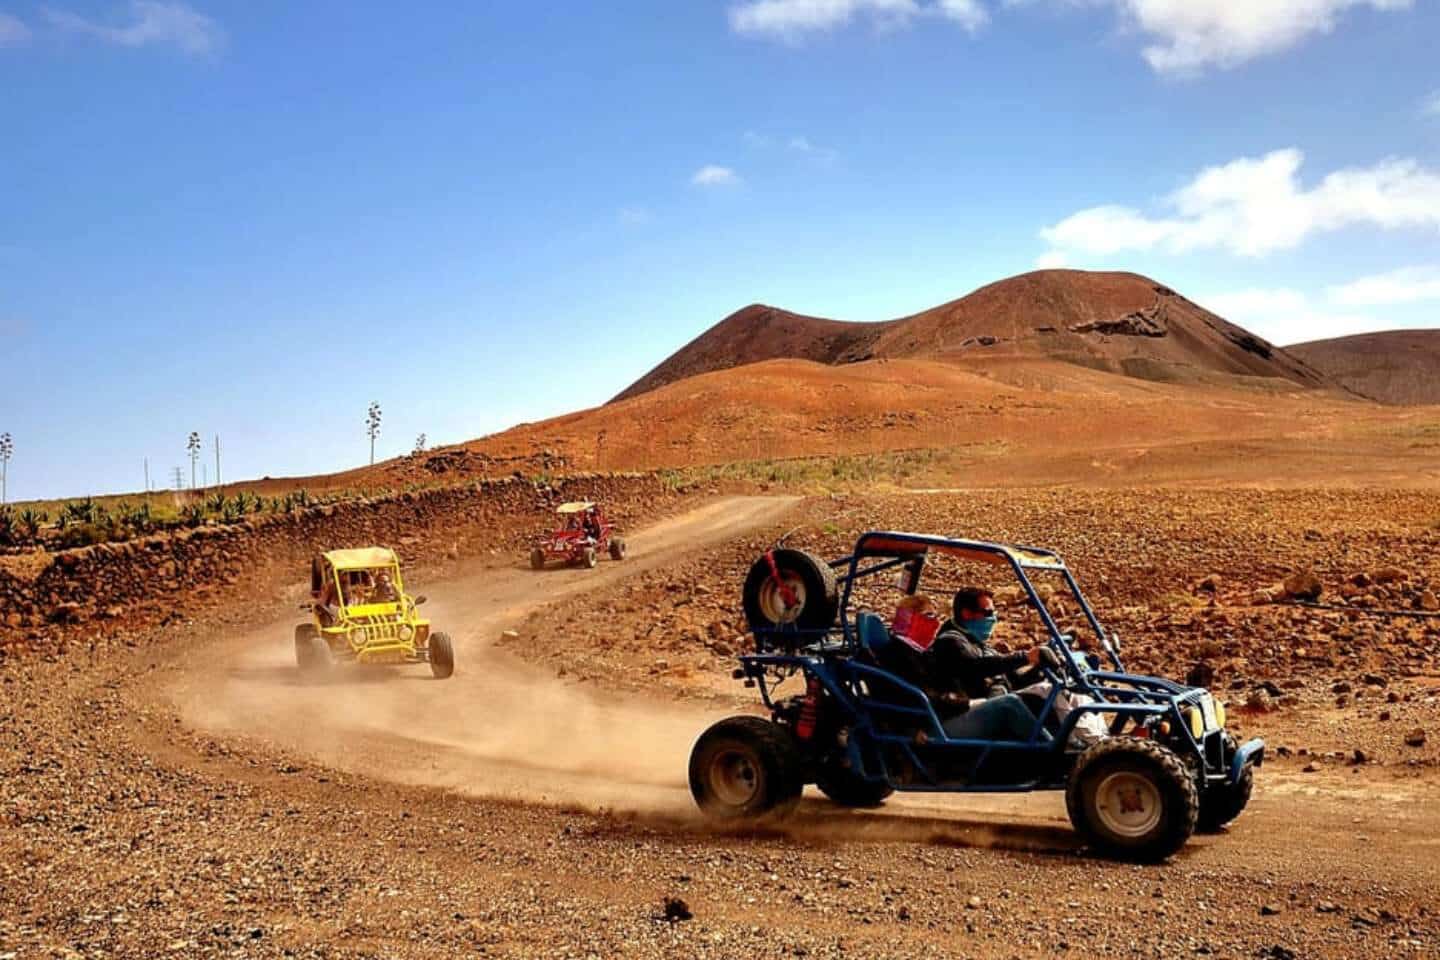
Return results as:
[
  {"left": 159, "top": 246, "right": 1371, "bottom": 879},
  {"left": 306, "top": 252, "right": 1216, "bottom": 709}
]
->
[{"left": 529, "top": 501, "right": 627, "bottom": 570}]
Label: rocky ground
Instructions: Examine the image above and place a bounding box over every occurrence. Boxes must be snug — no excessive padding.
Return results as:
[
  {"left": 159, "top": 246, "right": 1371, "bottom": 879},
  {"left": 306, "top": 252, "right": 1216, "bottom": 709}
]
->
[
  {"left": 3, "top": 489, "right": 1440, "bottom": 959},
  {"left": 509, "top": 488, "right": 1440, "bottom": 770}
]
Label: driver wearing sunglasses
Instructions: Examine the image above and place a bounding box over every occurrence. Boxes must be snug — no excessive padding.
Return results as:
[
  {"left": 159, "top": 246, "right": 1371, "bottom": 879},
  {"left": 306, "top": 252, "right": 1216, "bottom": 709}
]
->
[{"left": 924, "top": 586, "right": 1056, "bottom": 742}]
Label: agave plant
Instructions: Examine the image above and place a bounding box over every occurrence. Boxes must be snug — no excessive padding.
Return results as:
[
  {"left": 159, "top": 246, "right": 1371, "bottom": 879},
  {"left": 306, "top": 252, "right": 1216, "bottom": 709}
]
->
[
  {"left": 16, "top": 508, "right": 46, "bottom": 540},
  {"left": 61, "top": 497, "right": 98, "bottom": 526}
]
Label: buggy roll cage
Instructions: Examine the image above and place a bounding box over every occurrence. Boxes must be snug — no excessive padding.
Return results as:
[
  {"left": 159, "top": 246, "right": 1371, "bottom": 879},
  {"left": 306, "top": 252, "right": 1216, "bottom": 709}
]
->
[
  {"left": 759, "top": 531, "right": 1123, "bottom": 685},
  {"left": 743, "top": 531, "right": 1247, "bottom": 786}
]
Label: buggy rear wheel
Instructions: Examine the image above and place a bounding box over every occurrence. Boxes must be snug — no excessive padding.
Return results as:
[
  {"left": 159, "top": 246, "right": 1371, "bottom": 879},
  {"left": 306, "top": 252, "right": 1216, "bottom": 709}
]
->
[
  {"left": 816, "top": 763, "right": 894, "bottom": 808},
  {"left": 609, "top": 537, "right": 627, "bottom": 561},
  {"left": 529, "top": 547, "right": 546, "bottom": 570},
  {"left": 1198, "top": 733, "right": 1254, "bottom": 832},
  {"left": 741, "top": 549, "right": 838, "bottom": 633},
  {"left": 689, "top": 716, "right": 802, "bottom": 821},
  {"left": 583, "top": 546, "right": 598, "bottom": 569},
  {"left": 294, "top": 624, "right": 331, "bottom": 677},
  {"left": 1066, "top": 737, "right": 1198, "bottom": 862},
  {"left": 429, "top": 632, "right": 455, "bottom": 679}
]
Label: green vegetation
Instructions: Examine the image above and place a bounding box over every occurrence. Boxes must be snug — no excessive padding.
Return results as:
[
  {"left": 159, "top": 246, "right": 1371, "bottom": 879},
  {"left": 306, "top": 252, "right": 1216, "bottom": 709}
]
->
[
  {"left": 657, "top": 445, "right": 1004, "bottom": 494},
  {"left": 1, "top": 488, "right": 325, "bottom": 550}
]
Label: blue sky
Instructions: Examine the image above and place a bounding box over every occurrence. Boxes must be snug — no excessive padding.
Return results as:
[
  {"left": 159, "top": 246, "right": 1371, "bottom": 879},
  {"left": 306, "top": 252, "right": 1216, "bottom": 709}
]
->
[{"left": 2, "top": 0, "right": 1438, "bottom": 501}]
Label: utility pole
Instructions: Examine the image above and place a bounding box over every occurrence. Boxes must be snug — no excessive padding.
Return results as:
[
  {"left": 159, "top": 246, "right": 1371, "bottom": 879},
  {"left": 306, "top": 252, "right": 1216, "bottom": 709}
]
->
[
  {"left": 144, "top": 457, "right": 150, "bottom": 499},
  {"left": 0, "top": 432, "right": 11, "bottom": 505},
  {"left": 172, "top": 466, "right": 184, "bottom": 491},
  {"left": 214, "top": 435, "right": 221, "bottom": 491},
  {"left": 186, "top": 431, "right": 201, "bottom": 489}
]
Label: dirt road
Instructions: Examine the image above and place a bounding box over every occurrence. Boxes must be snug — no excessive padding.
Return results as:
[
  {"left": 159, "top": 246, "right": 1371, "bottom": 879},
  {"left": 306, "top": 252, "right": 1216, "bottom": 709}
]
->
[
  {"left": 4, "top": 495, "right": 1439, "bottom": 959},
  {"left": 167, "top": 495, "right": 800, "bottom": 812}
]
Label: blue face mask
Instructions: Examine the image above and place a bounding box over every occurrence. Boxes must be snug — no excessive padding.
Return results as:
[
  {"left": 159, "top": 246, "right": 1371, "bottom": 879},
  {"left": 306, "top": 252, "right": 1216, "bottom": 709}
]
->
[{"left": 962, "top": 613, "right": 997, "bottom": 643}]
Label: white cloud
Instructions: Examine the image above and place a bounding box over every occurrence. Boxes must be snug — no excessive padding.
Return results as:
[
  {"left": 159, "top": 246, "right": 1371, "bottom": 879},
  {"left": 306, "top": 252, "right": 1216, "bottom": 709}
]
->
[
  {"left": 731, "top": 2, "right": 1409, "bottom": 70},
  {"left": 45, "top": 1, "right": 222, "bottom": 56},
  {"left": 0, "top": 13, "right": 31, "bottom": 46},
  {"left": 1326, "top": 265, "right": 1440, "bottom": 307},
  {"left": 788, "top": 135, "right": 839, "bottom": 161},
  {"left": 692, "top": 165, "right": 741, "bottom": 186},
  {"left": 729, "top": 0, "right": 987, "bottom": 40},
  {"left": 1105, "top": 0, "right": 1414, "bottom": 74},
  {"left": 1198, "top": 287, "right": 1378, "bottom": 345},
  {"left": 1039, "top": 148, "right": 1440, "bottom": 261},
  {"left": 1424, "top": 90, "right": 1440, "bottom": 117},
  {"left": 1034, "top": 249, "right": 1070, "bottom": 268}
]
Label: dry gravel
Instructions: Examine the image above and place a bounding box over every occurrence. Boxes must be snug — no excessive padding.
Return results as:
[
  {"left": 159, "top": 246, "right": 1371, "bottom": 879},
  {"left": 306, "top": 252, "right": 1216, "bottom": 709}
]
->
[{"left": 4, "top": 488, "right": 1440, "bottom": 959}]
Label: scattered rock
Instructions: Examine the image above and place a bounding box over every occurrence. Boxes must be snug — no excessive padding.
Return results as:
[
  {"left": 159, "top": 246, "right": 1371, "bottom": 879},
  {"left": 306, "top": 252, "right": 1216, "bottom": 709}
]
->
[
  {"left": 1371, "top": 566, "right": 1409, "bottom": 585},
  {"left": 661, "top": 896, "right": 692, "bottom": 923},
  {"left": 1245, "top": 690, "right": 1275, "bottom": 713},
  {"left": 1186, "top": 661, "right": 1216, "bottom": 688},
  {"left": 1260, "top": 903, "right": 1283, "bottom": 916},
  {"left": 1403, "top": 728, "right": 1427, "bottom": 748},
  {"left": 1282, "top": 571, "right": 1322, "bottom": 601}
]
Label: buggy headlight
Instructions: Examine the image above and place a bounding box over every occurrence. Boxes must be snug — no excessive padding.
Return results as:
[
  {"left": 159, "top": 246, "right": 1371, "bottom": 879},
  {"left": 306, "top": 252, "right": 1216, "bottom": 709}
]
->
[
  {"left": 1186, "top": 707, "right": 1205, "bottom": 739},
  {"left": 348, "top": 627, "right": 365, "bottom": 645},
  {"left": 1213, "top": 700, "right": 1227, "bottom": 729},
  {"left": 398, "top": 624, "right": 415, "bottom": 642}
]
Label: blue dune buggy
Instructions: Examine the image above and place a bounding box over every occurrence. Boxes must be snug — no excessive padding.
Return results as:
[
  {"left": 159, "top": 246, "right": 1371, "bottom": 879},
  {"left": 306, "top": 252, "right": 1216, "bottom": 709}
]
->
[{"left": 688, "top": 532, "right": 1264, "bottom": 862}]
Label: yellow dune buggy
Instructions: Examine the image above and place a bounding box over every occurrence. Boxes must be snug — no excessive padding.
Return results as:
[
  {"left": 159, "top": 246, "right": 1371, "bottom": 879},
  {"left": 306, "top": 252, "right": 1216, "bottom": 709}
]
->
[{"left": 294, "top": 547, "right": 454, "bottom": 679}]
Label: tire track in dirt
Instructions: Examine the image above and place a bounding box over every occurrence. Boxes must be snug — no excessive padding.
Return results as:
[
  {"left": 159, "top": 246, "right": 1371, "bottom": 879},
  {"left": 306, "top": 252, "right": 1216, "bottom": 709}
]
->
[{"left": 164, "top": 496, "right": 801, "bottom": 813}]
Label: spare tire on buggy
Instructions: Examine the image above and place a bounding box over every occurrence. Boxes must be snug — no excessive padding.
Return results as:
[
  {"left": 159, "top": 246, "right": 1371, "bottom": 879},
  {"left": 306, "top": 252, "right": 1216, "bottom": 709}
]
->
[{"left": 741, "top": 548, "right": 838, "bottom": 634}]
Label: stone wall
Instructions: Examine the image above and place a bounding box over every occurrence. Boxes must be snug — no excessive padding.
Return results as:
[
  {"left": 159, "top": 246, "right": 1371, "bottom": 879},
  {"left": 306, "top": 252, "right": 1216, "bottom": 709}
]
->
[{"left": 0, "top": 473, "right": 680, "bottom": 649}]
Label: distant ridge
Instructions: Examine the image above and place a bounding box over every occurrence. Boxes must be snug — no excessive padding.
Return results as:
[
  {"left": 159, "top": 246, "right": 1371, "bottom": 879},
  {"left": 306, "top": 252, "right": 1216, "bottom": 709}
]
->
[
  {"left": 1289, "top": 330, "right": 1440, "bottom": 405},
  {"left": 613, "top": 269, "right": 1329, "bottom": 402}
]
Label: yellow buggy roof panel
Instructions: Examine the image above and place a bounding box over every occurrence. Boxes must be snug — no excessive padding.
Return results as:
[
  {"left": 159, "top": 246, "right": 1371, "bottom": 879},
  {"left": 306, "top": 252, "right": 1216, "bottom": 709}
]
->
[
  {"left": 324, "top": 547, "right": 399, "bottom": 570},
  {"left": 556, "top": 501, "right": 596, "bottom": 514}
]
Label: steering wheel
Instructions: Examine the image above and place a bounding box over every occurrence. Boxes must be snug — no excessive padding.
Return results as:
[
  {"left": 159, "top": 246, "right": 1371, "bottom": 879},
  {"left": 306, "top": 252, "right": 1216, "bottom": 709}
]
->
[{"left": 1035, "top": 645, "right": 1067, "bottom": 687}]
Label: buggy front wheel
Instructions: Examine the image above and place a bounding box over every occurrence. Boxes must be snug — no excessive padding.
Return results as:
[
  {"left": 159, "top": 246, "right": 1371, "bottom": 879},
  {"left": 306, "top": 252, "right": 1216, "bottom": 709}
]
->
[
  {"left": 1066, "top": 737, "right": 1198, "bottom": 862},
  {"left": 609, "top": 537, "right": 627, "bottom": 561},
  {"left": 1197, "top": 733, "right": 1254, "bottom": 832},
  {"left": 529, "top": 548, "right": 546, "bottom": 570},
  {"left": 689, "top": 716, "right": 802, "bottom": 821},
  {"left": 582, "top": 547, "right": 598, "bottom": 569},
  {"left": 429, "top": 632, "right": 455, "bottom": 679},
  {"left": 294, "top": 624, "right": 331, "bottom": 677}
]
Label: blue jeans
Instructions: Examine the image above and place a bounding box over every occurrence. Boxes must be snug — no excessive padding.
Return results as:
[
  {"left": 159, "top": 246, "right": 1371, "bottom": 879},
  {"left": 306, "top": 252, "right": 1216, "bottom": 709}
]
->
[{"left": 942, "top": 694, "right": 1051, "bottom": 743}]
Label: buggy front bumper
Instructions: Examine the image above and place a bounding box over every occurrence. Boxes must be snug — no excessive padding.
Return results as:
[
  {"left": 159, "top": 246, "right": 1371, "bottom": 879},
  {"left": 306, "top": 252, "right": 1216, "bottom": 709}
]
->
[{"left": 1232, "top": 737, "right": 1265, "bottom": 783}]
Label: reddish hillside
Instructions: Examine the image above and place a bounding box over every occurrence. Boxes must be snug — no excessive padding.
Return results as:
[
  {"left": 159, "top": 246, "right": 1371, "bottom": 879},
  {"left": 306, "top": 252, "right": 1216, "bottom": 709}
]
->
[
  {"left": 614, "top": 270, "right": 1329, "bottom": 401},
  {"left": 1288, "top": 330, "right": 1440, "bottom": 405}
]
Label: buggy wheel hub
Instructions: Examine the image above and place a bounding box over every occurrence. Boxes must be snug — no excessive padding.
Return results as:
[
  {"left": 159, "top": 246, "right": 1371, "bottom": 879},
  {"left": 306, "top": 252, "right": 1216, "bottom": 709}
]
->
[
  {"left": 708, "top": 749, "right": 762, "bottom": 807},
  {"left": 757, "top": 576, "right": 806, "bottom": 624},
  {"left": 1094, "top": 772, "right": 1163, "bottom": 838}
]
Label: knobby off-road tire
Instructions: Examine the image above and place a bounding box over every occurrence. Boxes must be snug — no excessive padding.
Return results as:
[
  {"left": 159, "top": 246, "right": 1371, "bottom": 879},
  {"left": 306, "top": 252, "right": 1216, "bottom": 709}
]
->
[
  {"left": 583, "top": 547, "right": 598, "bottom": 569},
  {"left": 609, "top": 537, "right": 627, "bottom": 561},
  {"left": 815, "top": 762, "right": 894, "bottom": 808},
  {"left": 429, "top": 632, "right": 455, "bottom": 679},
  {"left": 530, "top": 548, "right": 546, "bottom": 571},
  {"left": 689, "top": 716, "right": 803, "bottom": 821},
  {"left": 294, "top": 624, "right": 331, "bottom": 677},
  {"left": 741, "top": 549, "right": 839, "bottom": 633},
  {"left": 1197, "top": 733, "right": 1255, "bottom": 832},
  {"left": 1066, "top": 737, "right": 1199, "bottom": 863}
]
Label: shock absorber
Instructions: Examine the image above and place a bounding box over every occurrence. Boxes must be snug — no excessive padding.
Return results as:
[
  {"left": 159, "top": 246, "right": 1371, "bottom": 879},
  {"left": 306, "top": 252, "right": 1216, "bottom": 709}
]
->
[{"left": 796, "top": 675, "right": 820, "bottom": 740}]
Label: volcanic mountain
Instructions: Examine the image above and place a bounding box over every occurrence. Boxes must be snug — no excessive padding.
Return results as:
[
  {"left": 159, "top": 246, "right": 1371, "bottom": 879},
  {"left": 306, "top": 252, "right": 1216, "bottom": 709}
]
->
[
  {"left": 1288, "top": 330, "right": 1440, "bottom": 405},
  {"left": 613, "top": 270, "right": 1329, "bottom": 401}
]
